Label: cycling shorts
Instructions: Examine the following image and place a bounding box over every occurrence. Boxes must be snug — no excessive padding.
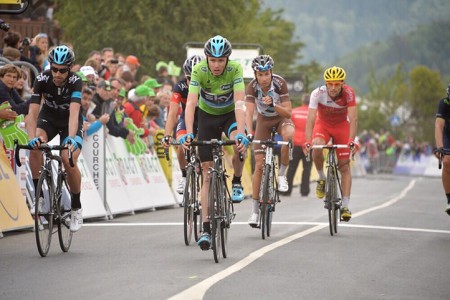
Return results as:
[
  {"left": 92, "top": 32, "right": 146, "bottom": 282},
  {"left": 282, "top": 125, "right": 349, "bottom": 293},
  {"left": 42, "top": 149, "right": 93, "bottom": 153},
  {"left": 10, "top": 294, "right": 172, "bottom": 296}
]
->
[
  {"left": 37, "top": 112, "right": 83, "bottom": 150},
  {"left": 313, "top": 119, "right": 351, "bottom": 160},
  {"left": 253, "top": 114, "right": 294, "bottom": 155}
]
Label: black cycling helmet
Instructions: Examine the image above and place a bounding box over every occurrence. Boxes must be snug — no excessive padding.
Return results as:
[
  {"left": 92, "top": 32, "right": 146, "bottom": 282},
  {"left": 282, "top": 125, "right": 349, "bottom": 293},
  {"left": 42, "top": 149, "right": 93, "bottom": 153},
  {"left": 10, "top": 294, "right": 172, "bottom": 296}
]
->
[
  {"left": 251, "top": 55, "right": 274, "bottom": 72},
  {"left": 183, "top": 55, "right": 203, "bottom": 76},
  {"left": 48, "top": 45, "right": 75, "bottom": 66},
  {"left": 204, "top": 35, "right": 232, "bottom": 58}
]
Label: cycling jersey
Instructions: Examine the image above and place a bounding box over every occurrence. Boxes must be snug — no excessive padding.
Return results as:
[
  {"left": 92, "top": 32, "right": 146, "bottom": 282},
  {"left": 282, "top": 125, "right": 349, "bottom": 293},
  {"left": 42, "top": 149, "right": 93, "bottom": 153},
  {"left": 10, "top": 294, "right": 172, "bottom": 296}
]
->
[
  {"left": 172, "top": 78, "right": 189, "bottom": 110},
  {"left": 245, "top": 74, "right": 290, "bottom": 117},
  {"left": 189, "top": 60, "right": 245, "bottom": 115},
  {"left": 309, "top": 85, "right": 356, "bottom": 125},
  {"left": 30, "top": 70, "right": 83, "bottom": 128},
  {"left": 436, "top": 97, "right": 450, "bottom": 148}
]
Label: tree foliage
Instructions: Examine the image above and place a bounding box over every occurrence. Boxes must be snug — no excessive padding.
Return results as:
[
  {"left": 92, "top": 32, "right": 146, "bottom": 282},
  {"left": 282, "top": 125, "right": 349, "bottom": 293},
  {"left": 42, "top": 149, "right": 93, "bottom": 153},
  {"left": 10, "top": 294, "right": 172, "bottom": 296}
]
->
[{"left": 54, "top": 0, "right": 306, "bottom": 79}]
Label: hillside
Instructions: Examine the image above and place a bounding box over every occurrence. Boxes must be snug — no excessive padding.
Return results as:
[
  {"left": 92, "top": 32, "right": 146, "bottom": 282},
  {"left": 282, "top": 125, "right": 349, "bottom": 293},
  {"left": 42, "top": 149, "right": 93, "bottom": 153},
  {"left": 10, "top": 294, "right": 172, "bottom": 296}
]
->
[
  {"left": 263, "top": 0, "right": 450, "bottom": 65},
  {"left": 337, "top": 19, "right": 450, "bottom": 94}
]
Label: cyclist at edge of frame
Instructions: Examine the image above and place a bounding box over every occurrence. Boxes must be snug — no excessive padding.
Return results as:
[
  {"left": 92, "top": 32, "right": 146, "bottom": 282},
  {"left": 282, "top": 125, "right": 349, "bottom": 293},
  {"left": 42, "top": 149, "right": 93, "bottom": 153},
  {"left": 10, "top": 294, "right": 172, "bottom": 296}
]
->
[
  {"left": 434, "top": 83, "right": 450, "bottom": 216},
  {"left": 161, "top": 55, "right": 203, "bottom": 195},
  {"left": 181, "top": 35, "right": 249, "bottom": 251},
  {"left": 244, "top": 54, "right": 294, "bottom": 227},
  {"left": 302, "top": 66, "right": 358, "bottom": 222},
  {"left": 26, "top": 45, "right": 84, "bottom": 232}
]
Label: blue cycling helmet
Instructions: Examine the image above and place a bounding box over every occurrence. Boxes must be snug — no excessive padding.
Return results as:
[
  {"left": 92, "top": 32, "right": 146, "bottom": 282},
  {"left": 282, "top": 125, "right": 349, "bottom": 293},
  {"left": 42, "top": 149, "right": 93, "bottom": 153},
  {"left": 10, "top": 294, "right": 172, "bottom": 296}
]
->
[
  {"left": 204, "top": 35, "right": 232, "bottom": 58},
  {"left": 183, "top": 55, "right": 203, "bottom": 76},
  {"left": 251, "top": 55, "right": 274, "bottom": 72},
  {"left": 48, "top": 45, "right": 75, "bottom": 66}
]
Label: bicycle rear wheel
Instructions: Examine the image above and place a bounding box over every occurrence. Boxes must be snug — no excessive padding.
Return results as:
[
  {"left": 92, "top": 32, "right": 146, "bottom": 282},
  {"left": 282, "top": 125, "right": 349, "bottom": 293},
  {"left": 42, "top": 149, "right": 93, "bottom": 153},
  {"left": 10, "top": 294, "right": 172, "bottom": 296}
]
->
[
  {"left": 183, "top": 167, "right": 195, "bottom": 245},
  {"left": 35, "top": 172, "right": 53, "bottom": 257},
  {"left": 57, "top": 175, "right": 73, "bottom": 252},
  {"left": 209, "top": 173, "right": 222, "bottom": 263}
]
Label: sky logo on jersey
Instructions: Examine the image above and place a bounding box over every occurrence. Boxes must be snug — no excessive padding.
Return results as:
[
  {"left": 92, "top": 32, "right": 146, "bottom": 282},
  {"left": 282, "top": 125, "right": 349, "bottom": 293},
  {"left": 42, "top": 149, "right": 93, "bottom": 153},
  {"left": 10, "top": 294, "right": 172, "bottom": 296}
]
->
[
  {"left": 36, "top": 74, "right": 50, "bottom": 82},
  {"left": 69, "top": 74, "right": 81, "bottom": 85}
]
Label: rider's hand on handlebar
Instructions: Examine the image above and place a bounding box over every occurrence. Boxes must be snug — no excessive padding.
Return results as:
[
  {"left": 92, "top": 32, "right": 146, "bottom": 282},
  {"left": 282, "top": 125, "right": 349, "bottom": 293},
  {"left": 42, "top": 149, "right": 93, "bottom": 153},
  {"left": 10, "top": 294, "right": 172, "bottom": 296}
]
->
[
  {"left": 179, "top": 133, "right": 194, "bottom": 150},
  {"left": 246, "top": 133, "right": 254, "bottom": 142},
  {"left": 63, "top": 136, "right": 79, "bottom": 152},
  {"left": 348, "top": 139, "right": 359, "bottom": 154},
  {"left": 235, "top": 133, "right": 249, "bottom": 153},
  {"left": 433, "top": 147, "right": 444, "bottom": 159},
  {"left": 28, "top": 137, "right": 42, "bottom": 149},
  {"left": 161, "top": 135, "right": 172, "bottom": 148},
  {"left": 302, "top": 141, "right": 311, "bottom": 155}
]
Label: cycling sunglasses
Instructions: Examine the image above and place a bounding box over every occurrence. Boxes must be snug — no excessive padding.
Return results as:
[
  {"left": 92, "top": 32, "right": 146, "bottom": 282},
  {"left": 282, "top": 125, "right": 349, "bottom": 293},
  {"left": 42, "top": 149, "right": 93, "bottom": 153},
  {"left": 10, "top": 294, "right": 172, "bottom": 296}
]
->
[
  {"left": 51, "top": 66, "right": 70, "bottom": 74},
  {"left": 256, "top": 64, "right": 273, "bottom": 71}
]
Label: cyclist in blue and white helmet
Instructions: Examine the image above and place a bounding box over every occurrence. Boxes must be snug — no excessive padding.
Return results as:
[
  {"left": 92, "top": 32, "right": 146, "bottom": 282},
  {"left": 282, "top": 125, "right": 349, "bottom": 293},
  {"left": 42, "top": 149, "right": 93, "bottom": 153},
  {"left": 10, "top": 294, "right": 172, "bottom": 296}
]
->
[
  {"left": 48, "top": 45, "right": 75, "bottom": 67},
  {"left": 204, "top": 35, "right": 232, "bottom": 58}
]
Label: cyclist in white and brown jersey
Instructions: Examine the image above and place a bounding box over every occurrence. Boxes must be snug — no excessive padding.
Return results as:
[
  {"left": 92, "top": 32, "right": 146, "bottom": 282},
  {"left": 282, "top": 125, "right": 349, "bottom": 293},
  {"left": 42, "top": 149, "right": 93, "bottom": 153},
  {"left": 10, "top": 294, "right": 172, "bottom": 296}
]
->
[{"left": 245, "top": 55, "right": 294, "bottom": 226}]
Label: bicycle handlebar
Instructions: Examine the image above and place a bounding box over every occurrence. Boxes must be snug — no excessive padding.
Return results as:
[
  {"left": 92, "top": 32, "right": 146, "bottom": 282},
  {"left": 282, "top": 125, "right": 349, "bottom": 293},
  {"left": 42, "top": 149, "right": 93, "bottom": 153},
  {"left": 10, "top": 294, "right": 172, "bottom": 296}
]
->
[
  {"left": 311, "top": 144, "right": 349, "bottom": 149},
  {"left": 14, "top": 139, "right": 74, "bottom": 168}
]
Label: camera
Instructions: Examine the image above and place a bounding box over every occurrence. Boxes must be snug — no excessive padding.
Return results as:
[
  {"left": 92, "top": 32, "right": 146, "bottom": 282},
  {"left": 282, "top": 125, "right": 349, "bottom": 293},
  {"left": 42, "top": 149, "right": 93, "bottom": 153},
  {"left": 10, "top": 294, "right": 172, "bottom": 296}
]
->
[
  {"left": 0, "top": 19, "right": 10, "bottom": 32},
  {"left": 21, "top": 37, "right": 31, "bottom": 46}
]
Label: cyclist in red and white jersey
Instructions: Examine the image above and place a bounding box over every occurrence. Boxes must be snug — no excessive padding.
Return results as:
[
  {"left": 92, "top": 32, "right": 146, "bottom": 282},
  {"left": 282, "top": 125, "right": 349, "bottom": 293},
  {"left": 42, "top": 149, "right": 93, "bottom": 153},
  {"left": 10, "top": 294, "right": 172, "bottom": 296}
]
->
[{"left": 303, "top": 66, "right": 358, "bottom": 221}]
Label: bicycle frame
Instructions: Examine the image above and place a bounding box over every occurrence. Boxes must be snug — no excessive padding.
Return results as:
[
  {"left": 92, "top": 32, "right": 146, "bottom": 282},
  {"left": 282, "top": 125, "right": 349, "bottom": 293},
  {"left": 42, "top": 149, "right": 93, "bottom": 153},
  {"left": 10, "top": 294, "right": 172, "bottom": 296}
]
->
[
  {"left": 252, "top": 127, "right": 292, "bottom": 239},
  {"left": 14, "top": 139, "right": 74, "bottom": 256},
  {"left": 193, "top": 139, "right": 236, "bottom": 263},
  {"left": 311, "top": 144, "right": 347, "bottom": 236}
]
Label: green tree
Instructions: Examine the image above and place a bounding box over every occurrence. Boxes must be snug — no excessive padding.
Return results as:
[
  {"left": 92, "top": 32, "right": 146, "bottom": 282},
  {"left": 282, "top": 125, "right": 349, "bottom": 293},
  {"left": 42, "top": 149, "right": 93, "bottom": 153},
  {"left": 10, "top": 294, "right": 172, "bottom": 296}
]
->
[
  {"left": 55, "top": 0, "right": 306, "bottom": 79},
  {"left": 407, "top": 65, "right": 444, "bottom": 143}
]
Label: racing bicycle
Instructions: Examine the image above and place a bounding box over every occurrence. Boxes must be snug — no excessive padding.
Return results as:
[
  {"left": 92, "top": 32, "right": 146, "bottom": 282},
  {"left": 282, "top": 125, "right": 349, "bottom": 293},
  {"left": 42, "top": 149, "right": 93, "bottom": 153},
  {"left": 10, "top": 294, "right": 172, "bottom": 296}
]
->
[
  {"left": 310, "top": 144, "right": 349, "bottom": 236},
  {"left": 14, "top": 139, "right": 74, "bottom": 257},
  {"left": 252, "top": 127, "right": 292, "bottom": 239}
]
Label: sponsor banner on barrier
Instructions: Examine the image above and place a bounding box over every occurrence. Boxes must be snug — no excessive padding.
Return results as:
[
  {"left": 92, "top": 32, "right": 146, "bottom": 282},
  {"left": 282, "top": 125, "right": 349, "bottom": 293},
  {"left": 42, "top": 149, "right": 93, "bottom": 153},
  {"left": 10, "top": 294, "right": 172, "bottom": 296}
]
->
[
  {"left": 76, "top": 153, "right": 108, "bottom": 219},
  {"left": 107, "top": 136, "right": 176, "bottom": 210},
  {"left": 136, "top": 152, "right": 177, "bottom": 207},
  {"left": 83, "top": 131, "right": 133, "bottom": 216},
  {"left": 0, "top": 146, "right": 33, "bottom": 233},
  {"left": 393, "top": 153, "right": 432, "bottom": 176}
]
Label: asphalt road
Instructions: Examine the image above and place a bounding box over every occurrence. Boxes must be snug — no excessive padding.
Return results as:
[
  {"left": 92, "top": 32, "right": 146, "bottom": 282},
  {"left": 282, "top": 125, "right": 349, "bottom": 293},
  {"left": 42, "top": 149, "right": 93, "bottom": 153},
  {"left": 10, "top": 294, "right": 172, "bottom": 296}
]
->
[{"left": 1, "top": 174, "right": 449, "bottom": 300}]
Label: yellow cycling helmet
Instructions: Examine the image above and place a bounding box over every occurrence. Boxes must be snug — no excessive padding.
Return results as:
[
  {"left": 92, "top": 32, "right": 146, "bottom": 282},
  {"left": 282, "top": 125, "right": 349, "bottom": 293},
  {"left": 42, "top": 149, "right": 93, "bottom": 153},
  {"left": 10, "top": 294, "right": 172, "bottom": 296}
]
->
[{"left": 323, "top": 66, "right": 346, "bottom": 81}]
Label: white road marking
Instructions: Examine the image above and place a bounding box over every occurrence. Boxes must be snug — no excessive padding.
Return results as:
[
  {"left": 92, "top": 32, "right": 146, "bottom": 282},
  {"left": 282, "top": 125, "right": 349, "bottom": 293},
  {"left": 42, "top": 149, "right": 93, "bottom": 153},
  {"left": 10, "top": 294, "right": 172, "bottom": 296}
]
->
[{"left": 168, "top": 179, "right": 419, "bottom": 300}]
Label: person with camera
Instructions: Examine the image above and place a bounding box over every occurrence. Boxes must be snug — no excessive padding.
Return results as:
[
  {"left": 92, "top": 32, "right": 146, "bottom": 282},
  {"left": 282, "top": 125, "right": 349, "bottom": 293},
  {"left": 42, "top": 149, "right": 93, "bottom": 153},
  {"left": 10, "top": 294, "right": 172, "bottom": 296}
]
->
[{"left": 434, "top": 84, "right": 450, "bottom": 216}]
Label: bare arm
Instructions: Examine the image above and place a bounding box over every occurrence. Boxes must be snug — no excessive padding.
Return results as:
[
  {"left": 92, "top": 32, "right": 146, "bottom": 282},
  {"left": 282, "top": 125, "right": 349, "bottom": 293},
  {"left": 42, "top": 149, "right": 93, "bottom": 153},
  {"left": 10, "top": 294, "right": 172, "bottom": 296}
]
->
[
  {"left": 164, "top": 101, "right": 180, "bottom": 137},
  {"left": 234, "top": 89, "right": 246, "bottom": 134},
  {"left": 435, "top": 118, "right": 445, "bottom": 148},
  {"left": 185, "top": 91, "right": 198, "bottom": 136},
  {"left": 347, "top": 106, "right": 358, "bottom": 141},
  {"left": 68, "top": 102, "right": 81, "bottom": 138},
  {"left": 274, "top": 101, "right": 292, "bottom": 119},
  {"left": 26, "top": 103, "right": 40, "bottom": 140},
  {"left": 245, "top": 101, "right": 256, "bottom": 135},
  {"left": 304, "top": 107, "right": 317, "bottom": 143}
]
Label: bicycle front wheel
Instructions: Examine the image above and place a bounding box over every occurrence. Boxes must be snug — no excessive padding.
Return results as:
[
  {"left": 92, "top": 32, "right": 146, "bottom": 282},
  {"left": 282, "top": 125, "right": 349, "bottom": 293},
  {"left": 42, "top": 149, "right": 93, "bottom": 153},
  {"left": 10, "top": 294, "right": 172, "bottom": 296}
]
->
[
  {"left": 220, "top": 176, "right": 229, "bottom": 258},
  {"left": 326, "top": 166, "right": 338, "bottom": 236},
  {"left": 183, "top": 167, "right": 195, "bottom": 245},
  {"left": 209, "top": 173, "right": 221, "bottom": 263},
  {"left": 260, "top": 164, "right": 272, "bottom": 240},
  {"left": 194, "top": 167, "right": 202, "bottom": 242},
  {"left": 35, "top": 172, "right": 54, "bottom": 257},
  {"left": 57, "top": 175, "right": 73, "bottom": 252}
]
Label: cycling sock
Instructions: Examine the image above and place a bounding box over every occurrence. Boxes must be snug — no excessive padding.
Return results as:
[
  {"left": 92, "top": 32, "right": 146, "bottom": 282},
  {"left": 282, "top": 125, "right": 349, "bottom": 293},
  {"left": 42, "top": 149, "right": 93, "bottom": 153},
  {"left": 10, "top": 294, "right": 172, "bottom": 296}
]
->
[
  {"left": 252, "top": 199, "right": 260, "bottom": 214},
  {"left": 181, "top": 169, "right": 186, "bottom": 177},
  {"left": 279, "top": 164, "right": 288, "bottom": 176},
  {"left": 33, "top": 178, "right": 38, "bottom": 190},
  {"left": 71, "top": 192, "right": 82, "bottom": 210},
  {"left": 342, "top": 197, "right": 350, "bottom": 208},
  {"left": 446, "top": 193, "right": 450, "bottom": 204},
  {"left": 318, "top": 170, "right": 326, "bottom": 180},
  {"left": 203, "top": 222, "right": 211, "bottom": 234},
  {"left": 232, "top": 175, "right": 241, "bottom": 184}
]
